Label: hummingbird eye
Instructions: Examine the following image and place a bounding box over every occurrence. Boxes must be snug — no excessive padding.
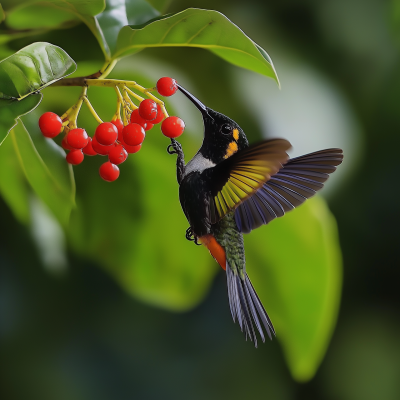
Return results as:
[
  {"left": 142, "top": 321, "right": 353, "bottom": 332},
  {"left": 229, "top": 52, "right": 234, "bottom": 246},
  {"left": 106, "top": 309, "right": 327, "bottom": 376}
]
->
[{"left": 220, "top": 124, "right": 232, "bottom": 135}]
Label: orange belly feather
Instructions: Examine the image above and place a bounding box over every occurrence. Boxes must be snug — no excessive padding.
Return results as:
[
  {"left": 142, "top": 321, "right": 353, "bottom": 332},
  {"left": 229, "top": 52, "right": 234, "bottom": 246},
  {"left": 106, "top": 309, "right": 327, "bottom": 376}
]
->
[{"left": 199, "top": 234, "right": 226, "bottom": 270}]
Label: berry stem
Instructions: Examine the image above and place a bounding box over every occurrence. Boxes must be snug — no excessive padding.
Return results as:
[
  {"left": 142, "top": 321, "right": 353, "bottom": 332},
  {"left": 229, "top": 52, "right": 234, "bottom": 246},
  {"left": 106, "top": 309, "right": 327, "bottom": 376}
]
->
[
  {"left": 65, "top": 86, "right": 87, "bottom": 129},
  {"left": 112, "top": 101, "right": 122, "bottom": 122},
  {"left": 82, "top": 96, "right": 104, "bottom": 124},
  {"left": 115, "top": 86, "right": 129, "bottom": 126},
  {"left": 54, "top": 78, "right": 169, "bottom": 118},
  {"left": 121, "top": 87, "right": 137, "bottom": 109},
  {"left": 124, "top": 86, "right": 144, "bottom": 103}
]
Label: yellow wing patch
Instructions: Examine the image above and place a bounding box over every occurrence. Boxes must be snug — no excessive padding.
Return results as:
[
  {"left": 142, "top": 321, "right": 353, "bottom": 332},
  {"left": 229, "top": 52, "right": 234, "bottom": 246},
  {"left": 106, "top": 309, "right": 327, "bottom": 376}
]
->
[{"left": 211, "top": 139, "right": 292, "bottom": 221}]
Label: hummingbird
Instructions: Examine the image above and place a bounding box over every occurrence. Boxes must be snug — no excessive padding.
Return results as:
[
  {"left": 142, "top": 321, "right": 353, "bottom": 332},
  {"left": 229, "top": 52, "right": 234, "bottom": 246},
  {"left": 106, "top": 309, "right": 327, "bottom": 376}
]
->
[{"left": 167, "top": 85, "right": 343, "bottom": 347}]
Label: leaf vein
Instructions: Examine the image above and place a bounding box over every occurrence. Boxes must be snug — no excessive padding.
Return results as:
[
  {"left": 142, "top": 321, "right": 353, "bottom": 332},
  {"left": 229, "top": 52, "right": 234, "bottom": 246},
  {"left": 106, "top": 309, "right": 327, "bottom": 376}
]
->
[
  {"left": 186, "top": 22, "right": 213, "bottom": 44},
  {"left": 158, "top": 12, "right": 199, "bottom": 44}
]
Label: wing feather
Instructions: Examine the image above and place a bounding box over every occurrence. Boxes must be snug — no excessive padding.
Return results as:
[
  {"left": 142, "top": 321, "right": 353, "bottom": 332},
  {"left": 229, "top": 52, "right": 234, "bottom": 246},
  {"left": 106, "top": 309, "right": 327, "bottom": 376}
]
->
[
  {"left": 202, "top": 139, "right": 291, "bottom": 223},
  {"left": 235, "top": 148, "right": 343, "bottom": 233}
]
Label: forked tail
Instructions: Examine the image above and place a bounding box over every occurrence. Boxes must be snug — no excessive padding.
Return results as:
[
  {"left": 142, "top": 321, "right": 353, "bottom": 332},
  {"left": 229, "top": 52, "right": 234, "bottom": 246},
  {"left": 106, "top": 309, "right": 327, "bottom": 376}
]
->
[{"left": 226, "top": 263, "right": 275, "bottom": 347}]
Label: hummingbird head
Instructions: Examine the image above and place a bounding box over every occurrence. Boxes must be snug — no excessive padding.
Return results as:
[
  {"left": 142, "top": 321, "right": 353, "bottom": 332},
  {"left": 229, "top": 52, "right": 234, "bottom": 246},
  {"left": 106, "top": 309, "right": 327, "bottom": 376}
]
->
[{"left": 178, "top": 85, "right": 249, "bottom": 164}]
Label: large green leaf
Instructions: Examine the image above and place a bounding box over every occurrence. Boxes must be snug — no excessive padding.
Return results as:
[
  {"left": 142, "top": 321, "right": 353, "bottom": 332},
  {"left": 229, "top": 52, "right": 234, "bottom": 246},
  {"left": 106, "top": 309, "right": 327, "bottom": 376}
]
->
[
  {"left": 0, "top": 131, "right": 30, "bottom": 224},
  {"left": 6, "top": 0, "right": 105, "bottom": 29},
  {"left": 6, "top": 0, "right": 110, "bottom": 60},
  {"left": 0, "top": 42, "right": 76, "bottom": 99},
  {"left": 96, "top": 0, "right": 160, "bottom": 54},
  {"left": 245, "top": 197, "right": 342, "bottom": 381},
  {"left": 113, "top": 8, "right": 279, "bottom": 83},
  {"left": 0, "top": 94, "right": 42, "bottom": 144},
  {"left": 10, "top": 119, "right": 75, "bottom": 228}
]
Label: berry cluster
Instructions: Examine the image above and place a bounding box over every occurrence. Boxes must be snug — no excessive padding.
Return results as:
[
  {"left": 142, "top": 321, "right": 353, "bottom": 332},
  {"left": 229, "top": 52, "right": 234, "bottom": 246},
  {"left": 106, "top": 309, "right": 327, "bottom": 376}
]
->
[{"left": 38, "top": 77, "right": 185, "bottom": 182}]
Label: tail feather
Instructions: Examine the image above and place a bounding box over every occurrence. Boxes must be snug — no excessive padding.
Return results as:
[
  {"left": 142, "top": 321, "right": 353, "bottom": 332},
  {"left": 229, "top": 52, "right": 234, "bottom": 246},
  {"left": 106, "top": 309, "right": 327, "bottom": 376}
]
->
[
  {"left": 226, "top": 263, "right": 275, "bottom": 347},
  {"left": 246, "top": 275, "right": 275, "bottom": 339}
]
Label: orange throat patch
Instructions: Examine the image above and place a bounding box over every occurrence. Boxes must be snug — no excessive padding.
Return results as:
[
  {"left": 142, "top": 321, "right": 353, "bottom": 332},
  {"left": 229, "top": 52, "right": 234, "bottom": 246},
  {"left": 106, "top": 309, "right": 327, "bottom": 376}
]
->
[
  {"left": 199, "top": 235, "right": 226, "bottom": 270},
  {"left": 224, "top": 141, "right": 238, "bottom": 159}
]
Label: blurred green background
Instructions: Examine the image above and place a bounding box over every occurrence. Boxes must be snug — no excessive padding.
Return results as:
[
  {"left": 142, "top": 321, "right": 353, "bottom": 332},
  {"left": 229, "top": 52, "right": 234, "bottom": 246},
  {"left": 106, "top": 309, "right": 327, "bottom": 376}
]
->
[{"left": 1, "top": 0, "right": 400, "bottom": 399}]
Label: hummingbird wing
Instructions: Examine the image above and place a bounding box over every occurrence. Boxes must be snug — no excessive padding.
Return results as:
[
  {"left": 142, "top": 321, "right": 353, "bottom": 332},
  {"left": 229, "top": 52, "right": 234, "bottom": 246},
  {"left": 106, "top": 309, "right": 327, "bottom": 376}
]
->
[
  {"left": 202, "top": 139, "right": 291, "bottom": 224},
  {"left": 234, "top": 148, "right": 344, "bottom": 233}
]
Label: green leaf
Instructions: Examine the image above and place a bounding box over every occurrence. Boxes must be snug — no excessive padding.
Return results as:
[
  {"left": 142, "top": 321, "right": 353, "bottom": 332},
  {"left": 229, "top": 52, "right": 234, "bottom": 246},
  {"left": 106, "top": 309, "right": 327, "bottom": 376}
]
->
[
  {"left": 95, "top": 0, "right": 129, "bottom": 55},
  {"left": 0, "top": 131, "right": 30, "bottom": 224},
  {"left": 0, "top": 94, "right": 42, "bottom": 144},
  {"left": 0, "top": 42, "right": 76, "bottom": 99},
  {"left": 10, "top": 119, "right": 75, "bottom": 228},
  {"left": 245, "top": 197, "right": 342, "bottom": 381},
  {"left": 6, "top": 0, "right": 105, "bottom": 29},
  {"left": 96, "top": 0, "right": 160, "bottom": 57},
  {"left": 6, "top": 4, "right": 79, "bottom": 29},
  {"left": 113, "top": 8, "right": 279, "bottom": 83},
  {"left": 6, "top": 1, "right": 110, "bottom": 60}
]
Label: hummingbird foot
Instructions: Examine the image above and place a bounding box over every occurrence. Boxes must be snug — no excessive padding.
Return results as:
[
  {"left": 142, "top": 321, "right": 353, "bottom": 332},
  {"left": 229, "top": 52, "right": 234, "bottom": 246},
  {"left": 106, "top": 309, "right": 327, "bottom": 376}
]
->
[
  {"left": 185, "top": 227, "right": 202, "bottom": 246},
  {"left": 167, "top": 138, "right": 185, "bottom": 185},
  {"left": 166, "top": 139, "right": 182, "bottom": 155}
]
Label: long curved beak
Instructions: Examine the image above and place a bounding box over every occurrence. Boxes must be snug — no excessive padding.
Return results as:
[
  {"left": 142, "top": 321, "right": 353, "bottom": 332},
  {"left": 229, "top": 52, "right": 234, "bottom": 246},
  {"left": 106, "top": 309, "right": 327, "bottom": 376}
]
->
[{"left": 177, "top": 84, "right": 208, "bottom": 116}]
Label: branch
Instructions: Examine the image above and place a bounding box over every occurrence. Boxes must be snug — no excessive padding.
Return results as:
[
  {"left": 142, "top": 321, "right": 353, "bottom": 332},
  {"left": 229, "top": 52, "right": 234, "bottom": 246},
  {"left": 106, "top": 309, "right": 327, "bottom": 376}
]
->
[{"left": 51, "top": 71, "right": 102, "bottom": 87}]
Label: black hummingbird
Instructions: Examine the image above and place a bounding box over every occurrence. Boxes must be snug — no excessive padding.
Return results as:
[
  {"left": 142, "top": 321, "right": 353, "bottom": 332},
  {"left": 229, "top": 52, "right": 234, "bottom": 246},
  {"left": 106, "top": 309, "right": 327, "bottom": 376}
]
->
[{"left": 167, "top": 85, "right": 343, "bottom": 347}]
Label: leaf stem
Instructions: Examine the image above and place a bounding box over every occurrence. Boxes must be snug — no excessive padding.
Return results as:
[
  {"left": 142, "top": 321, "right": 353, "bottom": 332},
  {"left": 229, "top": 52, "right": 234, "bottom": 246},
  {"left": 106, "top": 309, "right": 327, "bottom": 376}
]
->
[{"left": 99, "top": 60, "right": 118, "bottom": 79}]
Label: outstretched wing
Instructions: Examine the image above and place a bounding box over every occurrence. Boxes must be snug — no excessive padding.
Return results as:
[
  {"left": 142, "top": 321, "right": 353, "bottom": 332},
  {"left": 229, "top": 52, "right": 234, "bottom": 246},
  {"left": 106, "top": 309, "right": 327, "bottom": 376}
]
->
[
  {"left": 234, "top": 148, "right": 344, "bottom": 234},
  {"left": 202, "top": 139, "right": 291, "bottom": 224}
]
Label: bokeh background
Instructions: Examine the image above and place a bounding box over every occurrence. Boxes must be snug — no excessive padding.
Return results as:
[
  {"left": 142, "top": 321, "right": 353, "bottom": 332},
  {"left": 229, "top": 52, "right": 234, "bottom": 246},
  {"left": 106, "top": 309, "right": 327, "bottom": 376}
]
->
[{"left": 1, "top": 0, "right": 400, "bottom": 399}]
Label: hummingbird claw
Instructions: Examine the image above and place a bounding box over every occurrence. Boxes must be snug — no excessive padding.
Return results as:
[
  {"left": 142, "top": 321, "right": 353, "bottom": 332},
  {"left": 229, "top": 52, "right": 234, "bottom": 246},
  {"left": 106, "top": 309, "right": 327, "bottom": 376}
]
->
[
  {"left": 167, "top": 139, "right": 182, "bottom": 155},
  {"left": 185, "top": 227, "right": 201, "bottom": 245},
  {"left": 167, "top": 144, "right": 177, "bottom": 154}
]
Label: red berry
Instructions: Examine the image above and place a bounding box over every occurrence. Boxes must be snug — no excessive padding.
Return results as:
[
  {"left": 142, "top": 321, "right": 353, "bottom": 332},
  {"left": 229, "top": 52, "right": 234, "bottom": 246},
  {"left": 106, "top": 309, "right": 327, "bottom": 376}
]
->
[
  {"left": 122, "top": 143, "right": 141, "bottom": 154},
  {"left": 139, "top": 99, "right": 158, "bottom": 121},
  {"left": 108, "top": 144, "right": 128, "bottom": 165},
  {"left": 111, "top": 119, "right": 124, "bottom": 141},
  {"left": 39, "top": 112, "right": 63, "bottom": 138},
  {"left": 66, "top": 149, "right": 84, "bottom": 165},
  {"left": 67, "top": 128, "right": 89, "bottom": 149},
  {"left": 161, "top": 116, "right": 185, "bottom": 138},
  {"left": 92, "top": 136, "right": 114, "bottom": 155},
  {"left": 95, "top": 122, "right": 118, "bottom": 146},
  {"left": 156, "top": 77, "right": 178, "bottom": 97},
  {"left": 82, "top": 137, "right": 97, "bottom": 156},
  {"left": 99, "top": 162, "right": 120, "bottom": 182},
  {"left": 130, "top": 109, "right": 147, "bottom": 128},
  {"left": 61, "top": 135, "right": 73, "bottom": 150},
  {"left": 122, "top": 123, "right": 145, "bottom": 146},
  {"left": 144, "top": 122, "right": 153, "bottom": 131},
  {"left": 111, "top": 119, "right": 124, "bottom": 134},
  {"left": 152, "top": 104, "right": 164, "bottom": 124}
]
